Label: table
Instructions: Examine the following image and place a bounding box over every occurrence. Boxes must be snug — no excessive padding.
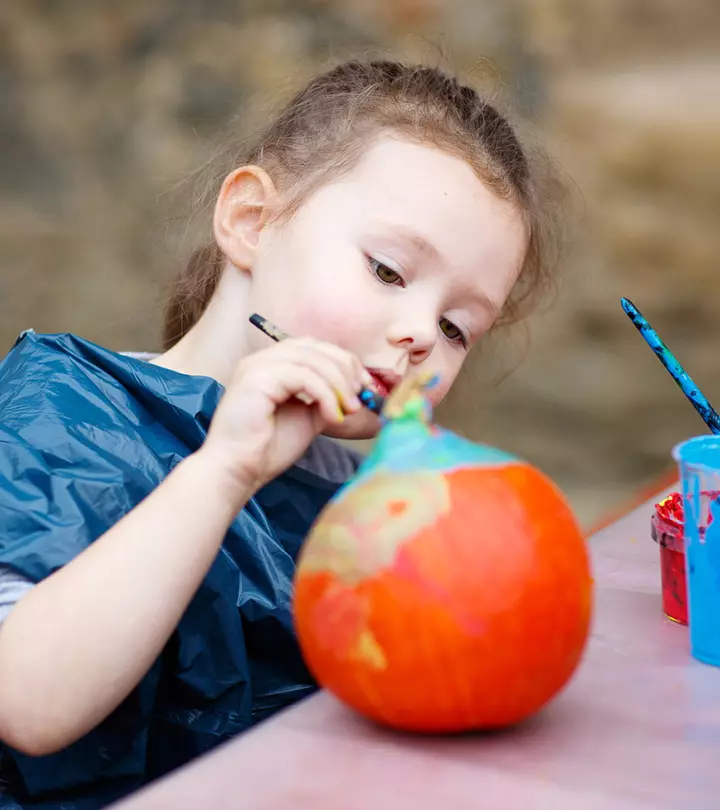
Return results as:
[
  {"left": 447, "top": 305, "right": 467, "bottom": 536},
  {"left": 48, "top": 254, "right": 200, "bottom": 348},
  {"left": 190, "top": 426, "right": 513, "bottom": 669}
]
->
[{"left": 114, "top": 487, "right": 720, "bottom": 810}]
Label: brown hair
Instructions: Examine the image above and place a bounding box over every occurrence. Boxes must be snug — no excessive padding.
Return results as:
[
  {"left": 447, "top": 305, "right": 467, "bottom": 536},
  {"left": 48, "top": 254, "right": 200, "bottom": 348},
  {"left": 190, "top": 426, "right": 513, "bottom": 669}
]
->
[{"left": 163, "top": 59, "right": 566, "bottom": 350}]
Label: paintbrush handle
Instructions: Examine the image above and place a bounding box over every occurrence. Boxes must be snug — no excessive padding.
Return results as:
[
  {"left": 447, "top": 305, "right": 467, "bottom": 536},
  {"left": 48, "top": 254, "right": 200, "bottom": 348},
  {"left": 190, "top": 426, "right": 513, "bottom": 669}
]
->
[
  {"left": 621, "top": 298, "right": 720, "bottom": 434},
  {"left": 249, "top": 313, "right": 385, "bottom": 415}
]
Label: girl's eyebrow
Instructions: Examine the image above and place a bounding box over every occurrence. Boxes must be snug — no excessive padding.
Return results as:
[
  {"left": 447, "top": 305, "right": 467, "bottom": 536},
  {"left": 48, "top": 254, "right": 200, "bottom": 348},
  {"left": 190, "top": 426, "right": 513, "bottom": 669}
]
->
[
  {"left": 478, "top": 292, "right": 501, "bottom": 319},
  {"left": 377, "top": 225, "right": 501, "bottom": 319},
  {"left": 385, "top": 225, "right": 440, "bottom": 261}
]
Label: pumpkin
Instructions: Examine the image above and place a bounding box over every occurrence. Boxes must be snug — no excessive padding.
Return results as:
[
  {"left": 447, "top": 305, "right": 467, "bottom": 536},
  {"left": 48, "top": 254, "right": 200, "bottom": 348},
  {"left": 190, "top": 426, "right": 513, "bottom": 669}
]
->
[{"left": 293, "top": 374, "right": 593, "bottom": 732}]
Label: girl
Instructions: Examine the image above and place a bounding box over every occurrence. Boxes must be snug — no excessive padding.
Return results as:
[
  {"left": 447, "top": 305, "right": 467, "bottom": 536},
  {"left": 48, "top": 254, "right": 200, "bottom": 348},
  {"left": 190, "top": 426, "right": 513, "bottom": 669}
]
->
[{"left": 0, "top": 60, "right": 562, "bottom": 808}]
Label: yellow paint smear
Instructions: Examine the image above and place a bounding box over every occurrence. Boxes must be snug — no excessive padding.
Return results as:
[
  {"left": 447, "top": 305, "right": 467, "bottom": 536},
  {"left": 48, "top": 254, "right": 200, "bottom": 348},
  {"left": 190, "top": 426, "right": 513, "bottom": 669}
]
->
[{"left": 352, "top": 629, "right": 388, "bottom": 670}]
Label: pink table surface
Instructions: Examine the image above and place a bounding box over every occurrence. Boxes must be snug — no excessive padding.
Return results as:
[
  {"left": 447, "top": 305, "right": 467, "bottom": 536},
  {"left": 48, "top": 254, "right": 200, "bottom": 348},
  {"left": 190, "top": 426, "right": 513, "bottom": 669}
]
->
[{"left": 113, "top": 486, "right": 720, "bottom": 810}]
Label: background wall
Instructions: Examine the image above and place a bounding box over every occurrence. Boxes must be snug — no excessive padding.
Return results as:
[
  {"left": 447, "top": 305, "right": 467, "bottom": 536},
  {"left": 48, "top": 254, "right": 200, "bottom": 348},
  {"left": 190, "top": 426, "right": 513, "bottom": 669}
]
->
[{"left": 2, "top": 0, "right": 718, "bottom": 529}]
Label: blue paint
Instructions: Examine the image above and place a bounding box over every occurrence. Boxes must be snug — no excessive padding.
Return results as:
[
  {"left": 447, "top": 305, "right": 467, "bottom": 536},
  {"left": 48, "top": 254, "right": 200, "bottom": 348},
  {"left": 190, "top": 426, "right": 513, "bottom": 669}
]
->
[
  {"left": 622, "top": 298, "right": 720, "bottom": 434},
  {"left": 673, "top": 436, "right": 720, "bottom": 667},
  {"left": 349, "top": 417, "right": 518, "bottom": 491},
  {"left": 358, "top": 387, "right": 385, "bottom": 415}
]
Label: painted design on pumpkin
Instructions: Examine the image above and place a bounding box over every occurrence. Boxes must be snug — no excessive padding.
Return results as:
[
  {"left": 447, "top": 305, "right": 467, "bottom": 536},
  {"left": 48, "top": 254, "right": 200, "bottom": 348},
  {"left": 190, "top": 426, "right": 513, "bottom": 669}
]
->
[
  {"left": 308, "top": 583, "right": 388, "bottom": 670},
  {"left": 352, "top": 629, "right": 388, "bottom": 670},
  {"left": 299, "top": 470, "right": 451, "bottom": 584},
  {"left": 293, "top": 370, "right": 593, "bottom": 733},
  {"left": 380, "top": 369, "right": 437, "bottom": 422}
]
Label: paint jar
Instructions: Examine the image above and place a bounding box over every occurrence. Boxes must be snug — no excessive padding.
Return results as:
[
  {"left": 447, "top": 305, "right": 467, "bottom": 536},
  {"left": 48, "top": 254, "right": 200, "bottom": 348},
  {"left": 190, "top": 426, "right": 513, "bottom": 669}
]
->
[
  {"left": 650, "top": 495, "right": 687, "bottom": 625},
  {"left": 672, "top": 436, "right": 720, "bottom": 667}
]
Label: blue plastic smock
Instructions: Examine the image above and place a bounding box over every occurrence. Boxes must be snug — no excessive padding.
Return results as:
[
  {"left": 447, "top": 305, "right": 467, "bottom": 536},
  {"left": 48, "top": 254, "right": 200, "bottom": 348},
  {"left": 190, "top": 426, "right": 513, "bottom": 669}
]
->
[{"left": 0, "top": 331, "right": 359, "bottom": 808}]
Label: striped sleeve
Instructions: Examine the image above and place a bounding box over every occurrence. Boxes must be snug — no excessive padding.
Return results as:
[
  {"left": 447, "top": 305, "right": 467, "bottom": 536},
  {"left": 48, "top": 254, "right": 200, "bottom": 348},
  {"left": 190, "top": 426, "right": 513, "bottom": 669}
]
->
[{"left": 0, "top": 565, "right": 34, "bottom": 624}]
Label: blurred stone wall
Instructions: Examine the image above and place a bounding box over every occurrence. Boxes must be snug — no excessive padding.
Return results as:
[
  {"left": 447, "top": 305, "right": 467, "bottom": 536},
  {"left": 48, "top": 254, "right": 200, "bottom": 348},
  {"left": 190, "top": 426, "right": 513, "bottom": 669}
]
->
[{"left": 1, "top": 0, "right": 718, "bottom": 528}]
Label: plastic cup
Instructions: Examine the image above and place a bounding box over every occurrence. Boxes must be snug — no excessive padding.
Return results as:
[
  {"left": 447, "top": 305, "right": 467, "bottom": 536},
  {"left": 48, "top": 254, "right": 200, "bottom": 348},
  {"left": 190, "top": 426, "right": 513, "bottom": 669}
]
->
[
  {"left": 672, "top": 436, "right": 720, "bottom": 667},
  {"left": 650, "top": 502, "right": 688, "bottom": 624}
]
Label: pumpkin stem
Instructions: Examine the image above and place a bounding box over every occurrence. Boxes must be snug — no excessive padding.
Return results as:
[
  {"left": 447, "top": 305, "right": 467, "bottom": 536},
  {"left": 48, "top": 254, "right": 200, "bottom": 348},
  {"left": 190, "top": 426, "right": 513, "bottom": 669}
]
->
[{"left": 382, "top": 371, "right": 439, "bottom": 424}]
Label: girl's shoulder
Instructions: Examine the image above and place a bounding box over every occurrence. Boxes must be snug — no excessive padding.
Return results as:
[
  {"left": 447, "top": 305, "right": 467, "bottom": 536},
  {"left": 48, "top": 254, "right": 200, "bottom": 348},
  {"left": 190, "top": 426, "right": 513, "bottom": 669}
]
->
[
  {"left": 0, "top": 330, "right": 105, "bottom": 434},
  {"left": 0, "top": 330, "right": 145, "bottom": 418},
  {"left": 0, "top": 330, "right": 222, "bottom": 442},
  {"left": 0, "top": 332, "right": 222, "bottom": 582}
]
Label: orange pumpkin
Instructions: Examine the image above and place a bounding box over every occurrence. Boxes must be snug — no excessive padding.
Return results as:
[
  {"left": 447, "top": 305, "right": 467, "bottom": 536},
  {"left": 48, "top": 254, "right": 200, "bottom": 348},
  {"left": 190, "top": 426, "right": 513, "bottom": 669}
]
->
[{"left": 293, "top": 376, "right": 593, "bottom": 732}]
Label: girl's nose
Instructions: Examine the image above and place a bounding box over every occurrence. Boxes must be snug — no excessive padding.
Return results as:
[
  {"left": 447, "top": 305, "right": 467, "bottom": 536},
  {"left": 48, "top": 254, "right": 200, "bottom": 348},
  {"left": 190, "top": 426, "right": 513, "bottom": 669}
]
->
[{"left": 386, "top": 315, "right": 437, "bottom": 365}]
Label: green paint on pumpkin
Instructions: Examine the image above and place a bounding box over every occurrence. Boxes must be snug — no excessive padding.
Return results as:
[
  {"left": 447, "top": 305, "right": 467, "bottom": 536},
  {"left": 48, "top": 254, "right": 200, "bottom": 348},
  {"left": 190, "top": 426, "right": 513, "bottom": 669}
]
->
[{"left": 299, "top": 470, "right": 451, "bottom": 584}]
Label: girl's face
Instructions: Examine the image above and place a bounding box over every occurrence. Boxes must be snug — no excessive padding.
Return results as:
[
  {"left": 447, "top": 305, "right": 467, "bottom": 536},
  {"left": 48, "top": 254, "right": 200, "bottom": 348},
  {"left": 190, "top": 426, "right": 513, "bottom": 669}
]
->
[{"left": 243, "top": 135, "right": 527, "bottom": 439}]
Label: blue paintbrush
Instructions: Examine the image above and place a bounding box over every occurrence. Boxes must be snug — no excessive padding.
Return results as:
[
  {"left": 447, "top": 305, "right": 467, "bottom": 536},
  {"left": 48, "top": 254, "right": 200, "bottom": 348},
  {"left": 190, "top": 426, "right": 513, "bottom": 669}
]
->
[{"left": 621, "top": 297, "right": 720, "bottom": 435}]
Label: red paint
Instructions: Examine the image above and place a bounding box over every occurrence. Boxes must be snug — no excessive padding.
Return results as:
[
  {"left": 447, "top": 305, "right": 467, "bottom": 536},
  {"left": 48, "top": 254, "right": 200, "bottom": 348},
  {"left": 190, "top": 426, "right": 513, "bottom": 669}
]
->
[
  {"left": 650, "top": 490, "right": 719, "bottom": 626},
  {"left": 652, "top": 494, "right": 687, "bottom": 625},
  {"left": 655, "top": 491, "right": 684, "bottom": 523},
  {"left": 387, "top": 499, "right": 408, "bottom": 516},
  {"left": 651, "top": 507, "right": 687, "bottom": 625}
]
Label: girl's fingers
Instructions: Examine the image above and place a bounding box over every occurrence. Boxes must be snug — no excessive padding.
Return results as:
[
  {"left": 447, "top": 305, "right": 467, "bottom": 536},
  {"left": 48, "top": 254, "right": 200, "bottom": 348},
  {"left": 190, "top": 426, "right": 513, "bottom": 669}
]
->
[
  {"left": 291, "top": 353, "right": 361, "bottom": 414},
  {"left": 288, "top": 338, "right": 374, "bottom": 393},
  {"left": 251, "top": 363, "right": 347, "bottom": 426},
  {"left": 265, "top": 340, "right": 366, "bottom": 414}
]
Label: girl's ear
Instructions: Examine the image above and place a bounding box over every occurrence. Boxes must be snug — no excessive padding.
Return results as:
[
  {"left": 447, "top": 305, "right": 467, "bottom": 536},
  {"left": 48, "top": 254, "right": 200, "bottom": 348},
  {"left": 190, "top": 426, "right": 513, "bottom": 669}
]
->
[{"left": 213, "top": 166, "right": 278, "bottom": 271}]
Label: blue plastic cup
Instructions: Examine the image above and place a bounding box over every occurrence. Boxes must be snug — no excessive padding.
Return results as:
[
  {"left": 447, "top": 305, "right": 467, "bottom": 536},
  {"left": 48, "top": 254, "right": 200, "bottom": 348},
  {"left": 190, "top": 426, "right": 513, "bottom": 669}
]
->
[{"left": 672, "top": 436, "right": 720, "bottom": 667}]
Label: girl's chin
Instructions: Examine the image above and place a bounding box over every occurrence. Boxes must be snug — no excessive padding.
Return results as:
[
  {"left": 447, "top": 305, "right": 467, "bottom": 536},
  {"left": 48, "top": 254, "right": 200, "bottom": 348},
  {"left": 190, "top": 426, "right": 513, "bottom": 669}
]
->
[{"left": 322, "top": 409, "right": 382, "bottom": 442}]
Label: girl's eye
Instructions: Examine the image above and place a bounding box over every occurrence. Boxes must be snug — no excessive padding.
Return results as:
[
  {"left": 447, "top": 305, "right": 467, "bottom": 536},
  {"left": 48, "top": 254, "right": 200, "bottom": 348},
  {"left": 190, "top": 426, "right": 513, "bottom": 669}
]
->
[
  {"left": 368, "top": 257, "right": 404, "bottom": 287},
  {"left": 439, "top": 317, "right": 468, "bottom": 348}
]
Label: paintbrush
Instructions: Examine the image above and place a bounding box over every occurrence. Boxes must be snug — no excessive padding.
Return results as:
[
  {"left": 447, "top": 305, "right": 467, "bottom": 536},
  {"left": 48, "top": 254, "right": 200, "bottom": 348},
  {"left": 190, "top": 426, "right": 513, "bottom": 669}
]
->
[
  {"left": 249, "top": 313, "right": 385, "bottom": 415},
  {"left": 621, "top": 297, "right": 720, "bottom": 435}
]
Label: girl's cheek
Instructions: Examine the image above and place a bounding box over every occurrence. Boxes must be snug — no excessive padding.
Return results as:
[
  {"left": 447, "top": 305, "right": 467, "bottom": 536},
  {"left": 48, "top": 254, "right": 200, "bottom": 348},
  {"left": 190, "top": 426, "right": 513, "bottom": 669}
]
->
[
  {"left": 310, "top": 285, "right": 379, "bottom": 340},
  {"left": 295, "top": 300, "right": 372, "bottom": 349},
  {"left": 424, "top": 378, "right": 450, "bottom": 408},
  {"left": 427, "top": 359, "right": 465, "bottom": 406}
]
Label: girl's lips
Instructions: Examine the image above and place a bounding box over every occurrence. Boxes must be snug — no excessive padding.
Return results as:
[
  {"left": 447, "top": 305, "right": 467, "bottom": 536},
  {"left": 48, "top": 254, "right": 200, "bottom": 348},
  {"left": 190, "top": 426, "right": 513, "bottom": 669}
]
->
[
  {"left": 368, "top": 375, "right": 390, "bottom": 398},
  {"left": 366, "top": 370, "right": 400, "bottom": 398}
]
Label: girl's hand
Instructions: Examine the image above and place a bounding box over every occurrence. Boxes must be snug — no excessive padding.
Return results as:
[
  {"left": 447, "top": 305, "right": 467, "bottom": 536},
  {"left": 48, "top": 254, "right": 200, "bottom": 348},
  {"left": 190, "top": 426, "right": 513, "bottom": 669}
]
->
[{"left": 200, "top": 338, "right": 373, "bottom": 497}]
